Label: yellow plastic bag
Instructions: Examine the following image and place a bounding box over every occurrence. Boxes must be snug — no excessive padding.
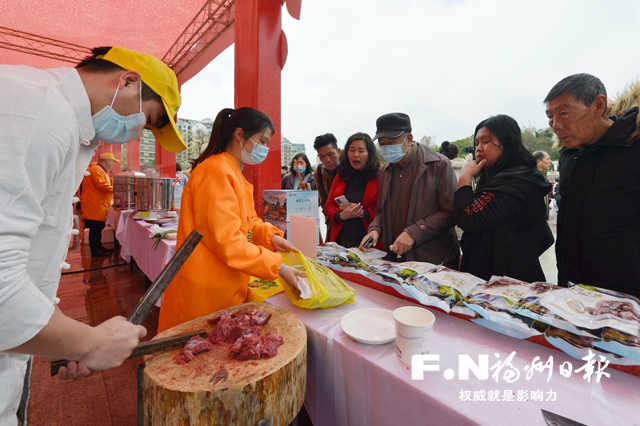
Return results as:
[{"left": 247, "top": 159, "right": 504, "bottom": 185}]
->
[
  {"left": 277, "top": 251, "right": 356, "bottom": 309},
  {"left": 248, "top": 277, "right": 284, "bottom": 302}
]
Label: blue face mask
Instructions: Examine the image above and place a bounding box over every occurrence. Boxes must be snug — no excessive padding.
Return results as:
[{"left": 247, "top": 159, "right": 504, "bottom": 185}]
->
[
  {"left": 322, "top": 161, "right": 339, "bottom": 171},
  {"left": 92, "top": 83, "right": 146, "bottom": 144},
  {"left": 241, "top": 136, "right": 269, "bottom": 165},
  {"left": 296, "top": 165, "right": 306, "bottom": 174},
  {"left": 379, "top": 134, "right": 408, "bottom": 163}
]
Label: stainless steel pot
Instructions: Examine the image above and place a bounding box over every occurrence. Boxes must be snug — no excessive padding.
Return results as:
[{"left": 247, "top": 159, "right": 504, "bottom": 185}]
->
[
  {"left": 136, "top": 177, "right": 173, "bottom": 211},
  {"left": 113, "top": 174, "right": 136, "bottom": 211}
]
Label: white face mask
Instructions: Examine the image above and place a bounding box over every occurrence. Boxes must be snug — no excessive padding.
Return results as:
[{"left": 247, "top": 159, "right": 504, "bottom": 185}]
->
[
  {"left": 92, "top": 83, "right": 146, "bottom": 144},
  {"left": 240, "top": 135, "right": 269, "bottom": 165}
]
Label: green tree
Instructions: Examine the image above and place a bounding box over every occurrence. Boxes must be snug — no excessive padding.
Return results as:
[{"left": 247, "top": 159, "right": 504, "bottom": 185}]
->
[
  {"left": 187, "top": 128, "right": 210, "bottom": 161},
  {"left": 450, "top": 135, "right": 474, "bottom": 155},
  {"left": 521, "top": 124, "right": 559, "bottom": 161}
]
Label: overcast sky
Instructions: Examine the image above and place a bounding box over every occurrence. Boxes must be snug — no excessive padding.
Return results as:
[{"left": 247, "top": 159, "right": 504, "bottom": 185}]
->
[{"left": 179, "top": 0, "right": 640, "bottom": 157}]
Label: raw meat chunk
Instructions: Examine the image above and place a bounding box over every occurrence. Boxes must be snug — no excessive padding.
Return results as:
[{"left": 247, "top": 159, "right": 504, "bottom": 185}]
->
[{"left": 174, "top": 336, "right": 213, "bottom": 365}]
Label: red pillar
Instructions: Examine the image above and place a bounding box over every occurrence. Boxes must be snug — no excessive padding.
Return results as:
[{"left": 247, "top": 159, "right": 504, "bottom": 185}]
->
[
  {"left": 93, "top": 144, "right": 103, "bottom": 163},
  {"left": 155, "top": 141, "right": 176, "bottom": 178},
  {"left": 125, "top": 138, "right": 140, "bottom": 171},
  {"left": 111, "top": 144, "right": 122, "bottom": 174},
  {"left": 234, "top": 0, "right": 283, "bottom": 216}
]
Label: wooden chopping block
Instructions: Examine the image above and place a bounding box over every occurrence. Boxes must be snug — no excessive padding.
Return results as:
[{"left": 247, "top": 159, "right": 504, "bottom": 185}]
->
[{"left": 142, "top": 302, "right": 307, "bottom": 426}]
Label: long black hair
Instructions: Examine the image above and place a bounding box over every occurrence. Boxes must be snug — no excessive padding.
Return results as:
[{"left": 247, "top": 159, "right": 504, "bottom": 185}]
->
[
  {"left": 194, "top": 107, "right": 274, "bottom": 169},
  {"left": 473, "top": 114, "right": 536, "bottom": 189},
  {"left": 337, "top": 132, "right": 380, "bottom": 182}
]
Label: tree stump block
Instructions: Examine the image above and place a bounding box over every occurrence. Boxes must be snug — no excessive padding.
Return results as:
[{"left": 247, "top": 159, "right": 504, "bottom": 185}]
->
[{"left": 143, "top": 302, "right": 307, "bottom": 425}]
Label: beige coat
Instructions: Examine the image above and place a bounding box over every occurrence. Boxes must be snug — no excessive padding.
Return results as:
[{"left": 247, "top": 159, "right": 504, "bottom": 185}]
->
[{"left": 450, "top": 157, "right": 466, "bottom": 182}]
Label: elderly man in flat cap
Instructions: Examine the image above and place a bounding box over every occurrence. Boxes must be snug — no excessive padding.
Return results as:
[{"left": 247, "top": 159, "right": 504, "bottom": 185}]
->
[{"left": 361, "top": 112, "right": 459, "bottom": 267}]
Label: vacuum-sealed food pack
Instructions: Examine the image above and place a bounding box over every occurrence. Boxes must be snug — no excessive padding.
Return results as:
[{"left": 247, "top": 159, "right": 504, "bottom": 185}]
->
[
  {"left": 592, "top": 328, "right": 640, "bottom": 362},
  {"left": 317, "top": 243, "right": 385, "bottom": 272},
  {"left": 374, "top": 261, "right": 438, "bottom": 285},
  {"left": 514, "top": 282, "right": 600, "bottom": 338},
  {"left": 544, "top": 326, "right": 640, "bottom": 366},
  {"left": 402, "top": 267, "right": 485, "bottom": 313},
  {"left": 538, "top": 284, "right": 640, "bottom": 336},
  {"left": 464, "top": 276, "right": 548, "bottom": 338}
]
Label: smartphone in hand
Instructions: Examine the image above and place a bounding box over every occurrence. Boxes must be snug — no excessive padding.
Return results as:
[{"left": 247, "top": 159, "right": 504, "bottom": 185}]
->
[
  {"left": 363, "top": 235, "right": 374, "bottom": 249},
  {"left": 335, "top": 195, "right": 349, "bottom": 207}
]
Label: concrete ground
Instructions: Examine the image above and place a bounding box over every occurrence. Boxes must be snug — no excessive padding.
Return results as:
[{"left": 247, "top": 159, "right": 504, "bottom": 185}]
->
[{"left": 540, "top": 213, "right": 558, "bottom": 284}]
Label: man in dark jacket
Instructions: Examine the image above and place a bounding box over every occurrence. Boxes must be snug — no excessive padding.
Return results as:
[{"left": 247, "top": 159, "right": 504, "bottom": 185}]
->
[
  {"left": 545, "top": 73, "right": 640, "bottom": 297},
  {"left": 362, "top": 113, "right": 459, "bottom": 268},
  {"left": 313, "top": 133, "right": 341, "bottom": 239}
]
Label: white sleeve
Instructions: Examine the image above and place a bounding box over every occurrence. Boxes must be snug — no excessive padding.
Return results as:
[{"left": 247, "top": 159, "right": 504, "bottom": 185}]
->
[{"left": 0, "top": 76, "right": 70, "bottom": 350}]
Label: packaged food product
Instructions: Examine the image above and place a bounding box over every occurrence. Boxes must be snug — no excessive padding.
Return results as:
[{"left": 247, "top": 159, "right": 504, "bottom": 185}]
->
[
  {"left": 464, "top": 276, "right": 547, "bottom": 338},
  {"left": 544, "top": 326, "right": 640, "bottom": 366},
  {"left": 538, "top": 284, "right": 640, "bottom": 336},
  {"left": 592, "top": 328, "right": 640, "bottom": 362},
  {"left": 514, "top": 282, "right": 600, "bottom": 338},
  {"left": 402, "top": 267, "right": 486, "bottom": 313}
]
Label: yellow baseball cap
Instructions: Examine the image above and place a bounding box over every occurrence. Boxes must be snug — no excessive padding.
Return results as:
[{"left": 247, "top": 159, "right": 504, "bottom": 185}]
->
[
  {"left": 99, "top": 152, "right": 121, "bottom": 162},
  {"left": 97, "top": 46, "right": 186, "bottom": 153}
]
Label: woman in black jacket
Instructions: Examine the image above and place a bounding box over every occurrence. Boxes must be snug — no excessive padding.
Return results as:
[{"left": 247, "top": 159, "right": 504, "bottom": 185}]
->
[
  {"left": 281, "top": 153, "right": 316, "bottom": 190},
  {"left": 454, "top": 115, "right": 553, "bottom": 282}
]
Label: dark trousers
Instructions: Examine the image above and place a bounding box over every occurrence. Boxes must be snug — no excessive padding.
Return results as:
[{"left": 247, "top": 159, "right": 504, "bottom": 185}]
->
[{"left": 85, "top": 218, "right": 106, "bottom": 254}]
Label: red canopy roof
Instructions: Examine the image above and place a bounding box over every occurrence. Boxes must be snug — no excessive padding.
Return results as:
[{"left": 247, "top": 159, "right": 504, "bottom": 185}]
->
[{"left": 0, "top": 0, "right": 236, "bottom": 84}]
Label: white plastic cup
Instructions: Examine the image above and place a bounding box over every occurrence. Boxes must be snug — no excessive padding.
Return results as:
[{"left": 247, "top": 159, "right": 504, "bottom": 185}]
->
[{"left": 393, "top": 306, "right": 436, "bottom": 365}]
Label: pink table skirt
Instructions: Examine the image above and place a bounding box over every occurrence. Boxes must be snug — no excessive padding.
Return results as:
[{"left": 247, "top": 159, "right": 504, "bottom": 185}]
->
[
  {"left": 267, "top": 283, "right": 640, "bottom": 426},
  {"left": 109, "top": 209, "right": 176, "bottom": 282},
  {"left": 107, "top": 209, "right": 640, "bottom": 426}
]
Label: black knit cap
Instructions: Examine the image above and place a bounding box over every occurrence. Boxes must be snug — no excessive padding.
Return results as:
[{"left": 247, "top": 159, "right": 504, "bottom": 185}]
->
[{"left": 373, "top": 112, "right": 412, "bottom": 141}]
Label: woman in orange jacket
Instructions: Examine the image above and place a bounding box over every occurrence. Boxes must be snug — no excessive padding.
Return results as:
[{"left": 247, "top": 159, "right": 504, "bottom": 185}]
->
[{"left": 158, "top": 107, "right": 304, "bottom": 332}]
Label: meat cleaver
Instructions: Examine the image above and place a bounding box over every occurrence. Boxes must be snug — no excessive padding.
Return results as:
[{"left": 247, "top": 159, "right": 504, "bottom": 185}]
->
[
  {"left": 541, "top": 409, "right": 587, "bottom": 426},
  {"left": 50, "top": 230, "right": 203, "bottom": 376}
]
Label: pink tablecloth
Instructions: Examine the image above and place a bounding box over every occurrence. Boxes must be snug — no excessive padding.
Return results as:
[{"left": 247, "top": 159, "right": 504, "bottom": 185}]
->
[
  {"left": 267, "top": 283, "right": 640, "bottom": 426},
  {"left": 109, "top": 209, "right": 176, "bottom": 282},
  {"left": 106, "top": 210, "right": 640, "bottom": 426},
  {"left": 105, "top": 207, "right": 123, "bottom": 233}
]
